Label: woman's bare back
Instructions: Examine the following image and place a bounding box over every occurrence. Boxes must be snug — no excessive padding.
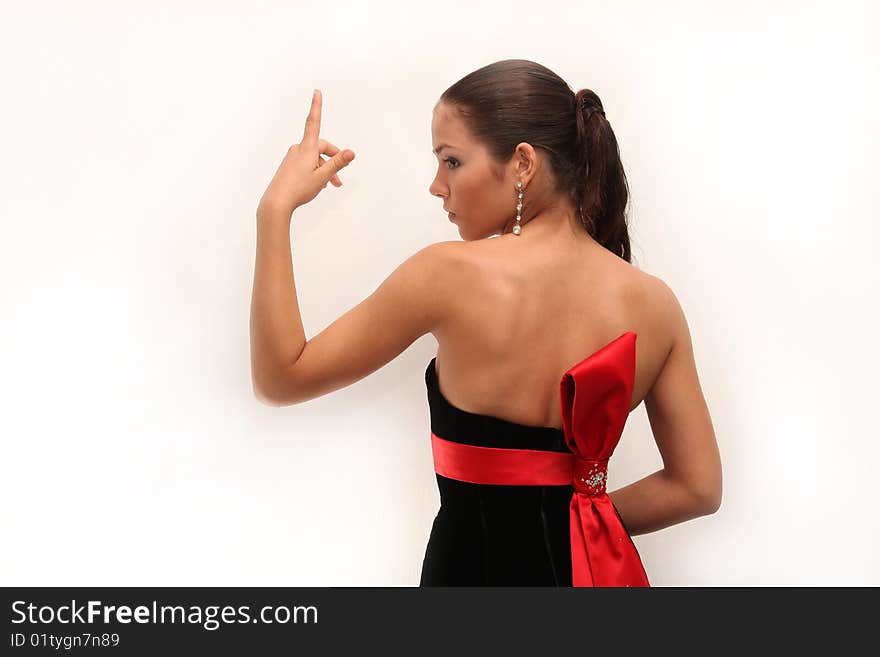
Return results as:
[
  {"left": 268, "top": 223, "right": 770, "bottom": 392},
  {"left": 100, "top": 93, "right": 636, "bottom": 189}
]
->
[{"left": 431, "top": 234, "right": 675, "bottom": 429}]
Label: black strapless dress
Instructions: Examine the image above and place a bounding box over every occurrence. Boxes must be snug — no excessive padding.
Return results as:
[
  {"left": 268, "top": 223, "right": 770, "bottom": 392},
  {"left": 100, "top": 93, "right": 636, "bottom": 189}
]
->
[
  {"left": 419, "top": 356, "right": 574, "bottom": 585},
  {"left": 419, "top": 331, "right": 650, "bottom": 587}
]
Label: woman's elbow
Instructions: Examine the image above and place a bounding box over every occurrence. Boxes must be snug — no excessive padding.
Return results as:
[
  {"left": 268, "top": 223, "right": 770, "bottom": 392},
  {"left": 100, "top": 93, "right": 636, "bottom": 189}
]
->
[
  {"left": 700, "top": 488, "right": 722, "bottom": 515},
  {"left": 695, "top": 475, "right": 723, "bottom": 515},
  {"left": 692, "top": 451, "right": 723, "bottom": 515},
  {"left": 252, "top": 377, "right": 291, "bottom": 407}
]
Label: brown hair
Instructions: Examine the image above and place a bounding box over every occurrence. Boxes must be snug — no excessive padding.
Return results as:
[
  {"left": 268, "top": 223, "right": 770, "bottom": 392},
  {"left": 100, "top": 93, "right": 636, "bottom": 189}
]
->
[{"left": 437, "top": 59, "right": 632, "bottom": 262}]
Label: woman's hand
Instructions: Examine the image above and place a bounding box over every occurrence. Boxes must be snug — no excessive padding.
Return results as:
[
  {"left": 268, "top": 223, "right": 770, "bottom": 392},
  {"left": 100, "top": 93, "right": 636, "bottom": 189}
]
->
[{"left": 257, "top": 89, "right": 355, "bottom": 220}]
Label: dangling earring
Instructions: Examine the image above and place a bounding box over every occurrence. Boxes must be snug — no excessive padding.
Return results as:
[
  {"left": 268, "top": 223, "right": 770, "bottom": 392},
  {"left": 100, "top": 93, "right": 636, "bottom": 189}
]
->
[{"left": 513, "top": 180, "right": 523, "bottom": 235}]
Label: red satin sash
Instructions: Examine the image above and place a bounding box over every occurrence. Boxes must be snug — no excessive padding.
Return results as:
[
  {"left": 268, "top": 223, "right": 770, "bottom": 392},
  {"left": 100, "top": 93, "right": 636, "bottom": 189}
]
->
[{"left": 430, "top": 331, "right": 650, "bottom": 587}]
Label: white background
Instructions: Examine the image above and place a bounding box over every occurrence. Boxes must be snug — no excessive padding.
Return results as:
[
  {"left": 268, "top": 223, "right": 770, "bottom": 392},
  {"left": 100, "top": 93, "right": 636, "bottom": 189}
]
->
[{"left": 1, "top": 0, "right": 877, "bottom": 586}]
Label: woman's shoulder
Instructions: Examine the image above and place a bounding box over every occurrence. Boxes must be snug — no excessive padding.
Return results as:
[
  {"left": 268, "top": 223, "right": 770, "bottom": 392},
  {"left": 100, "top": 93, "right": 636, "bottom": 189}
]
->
[
  {"left": 627, "top": 269, "right": 689, "bottom": 366},
  {"left": 415, "top": 238, "right": 684, "bottom": 324},
  {"left": 413, "top": 239, "right": 485, "bottom": 276},
  {"left": 632, "top": 270, "right": 685, "bottom": 322}
]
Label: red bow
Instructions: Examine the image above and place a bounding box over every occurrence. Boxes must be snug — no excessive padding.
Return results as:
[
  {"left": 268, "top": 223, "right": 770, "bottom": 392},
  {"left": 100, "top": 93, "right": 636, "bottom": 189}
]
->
[{"left": 561, "top": 331, "right": 649, "bottom": 586}]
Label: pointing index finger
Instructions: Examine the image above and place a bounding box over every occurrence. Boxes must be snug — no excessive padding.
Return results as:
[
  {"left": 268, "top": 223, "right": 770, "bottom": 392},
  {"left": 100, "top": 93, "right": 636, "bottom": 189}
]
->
[{"left": 303, "top": 88, "right": 322, "bottom": 145}]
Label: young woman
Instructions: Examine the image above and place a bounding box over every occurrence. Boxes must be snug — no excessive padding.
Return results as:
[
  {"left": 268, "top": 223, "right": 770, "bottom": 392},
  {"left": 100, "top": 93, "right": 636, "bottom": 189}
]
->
[{"left": 251, "top": 59, "right": 722, "bottom": 587}]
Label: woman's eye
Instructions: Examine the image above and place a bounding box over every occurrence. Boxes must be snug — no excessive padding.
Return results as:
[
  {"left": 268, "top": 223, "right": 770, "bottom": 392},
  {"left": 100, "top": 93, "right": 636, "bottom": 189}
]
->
[{"left": 444, "top": 157, "right": 459, "bottom": 169}]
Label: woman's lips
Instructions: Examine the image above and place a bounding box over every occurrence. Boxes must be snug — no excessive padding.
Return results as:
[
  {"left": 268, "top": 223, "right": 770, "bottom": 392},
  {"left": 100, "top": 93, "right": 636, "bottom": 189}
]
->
[{"left": 448, "top": 212, "right": 456, "bottom": 221}]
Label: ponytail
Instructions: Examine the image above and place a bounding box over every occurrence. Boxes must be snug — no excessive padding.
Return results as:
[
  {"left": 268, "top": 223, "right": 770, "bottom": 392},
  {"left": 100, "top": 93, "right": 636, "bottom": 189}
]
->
[{"left": 573, "top": 88, "right": 632, "bottom": 262}]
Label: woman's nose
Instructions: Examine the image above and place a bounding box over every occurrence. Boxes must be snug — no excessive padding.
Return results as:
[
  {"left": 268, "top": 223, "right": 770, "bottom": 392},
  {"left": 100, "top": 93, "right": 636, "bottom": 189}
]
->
[{"left": 429, "top": 178, "right": 446, "bottom": 198}]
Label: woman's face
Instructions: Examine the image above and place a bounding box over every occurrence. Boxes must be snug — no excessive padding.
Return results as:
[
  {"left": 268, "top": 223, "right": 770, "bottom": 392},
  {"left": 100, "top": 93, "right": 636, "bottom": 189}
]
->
[{"left": 429, "top": 102, "right": 517, "bottom": 240}]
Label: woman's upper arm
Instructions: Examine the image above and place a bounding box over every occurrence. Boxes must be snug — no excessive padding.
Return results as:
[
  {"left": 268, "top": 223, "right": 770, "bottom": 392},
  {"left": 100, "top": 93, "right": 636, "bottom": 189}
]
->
[
  {"left": 258, "top": 241, "right": 457, "bottom": 406},
  {"left": 643, "top": 279, "right": 723, "bottom": 511}
]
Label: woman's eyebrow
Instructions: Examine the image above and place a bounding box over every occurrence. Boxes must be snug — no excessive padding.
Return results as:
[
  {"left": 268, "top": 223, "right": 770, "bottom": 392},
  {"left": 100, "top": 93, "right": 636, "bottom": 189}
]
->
[{"left": 433, "top": 143, "right": 457, "bottom": 154}]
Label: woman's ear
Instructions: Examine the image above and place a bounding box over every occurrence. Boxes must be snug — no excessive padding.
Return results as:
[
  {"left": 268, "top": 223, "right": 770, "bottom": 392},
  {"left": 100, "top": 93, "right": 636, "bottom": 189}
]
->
[{"left": 513, "top": 142, "right": 538, "bottom": 186}]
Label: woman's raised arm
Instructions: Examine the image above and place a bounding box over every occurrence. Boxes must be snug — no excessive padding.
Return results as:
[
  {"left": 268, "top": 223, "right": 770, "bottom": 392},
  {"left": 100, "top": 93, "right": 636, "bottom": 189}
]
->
[{"left": 250, "top": 237, "right": 456, "bottom": 406}]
